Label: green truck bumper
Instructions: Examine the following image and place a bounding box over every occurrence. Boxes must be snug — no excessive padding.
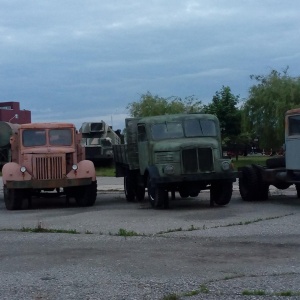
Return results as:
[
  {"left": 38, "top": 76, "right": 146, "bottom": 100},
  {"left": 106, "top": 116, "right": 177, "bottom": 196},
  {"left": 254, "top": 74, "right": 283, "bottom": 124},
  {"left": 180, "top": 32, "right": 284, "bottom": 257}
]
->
[{"left": 153, "top": 171, "right": 241, "bottom": 185}]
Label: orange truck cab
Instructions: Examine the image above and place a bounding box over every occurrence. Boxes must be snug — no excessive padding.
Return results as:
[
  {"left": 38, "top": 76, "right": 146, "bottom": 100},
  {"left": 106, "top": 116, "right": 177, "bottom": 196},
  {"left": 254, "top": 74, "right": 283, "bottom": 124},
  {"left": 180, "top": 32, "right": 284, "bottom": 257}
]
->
[{"left": 2, "top": 122, "right": 97, "bottom": 210}]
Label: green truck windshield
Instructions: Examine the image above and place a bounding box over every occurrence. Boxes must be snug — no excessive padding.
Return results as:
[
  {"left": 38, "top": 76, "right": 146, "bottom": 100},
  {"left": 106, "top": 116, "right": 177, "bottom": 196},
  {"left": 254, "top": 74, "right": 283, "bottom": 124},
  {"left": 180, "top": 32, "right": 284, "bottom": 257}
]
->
[{"left": 151, "top": 119, "right": 216, "bottom": 140}]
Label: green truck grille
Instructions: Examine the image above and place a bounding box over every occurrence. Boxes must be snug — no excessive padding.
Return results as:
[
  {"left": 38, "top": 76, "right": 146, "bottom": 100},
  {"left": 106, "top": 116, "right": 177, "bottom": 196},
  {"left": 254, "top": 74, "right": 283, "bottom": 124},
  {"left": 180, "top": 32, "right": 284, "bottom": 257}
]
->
[
  {"left": 155, "top": 153, "right": 174, "bottom": 163},
  {"left": 182, "top": 148, "right": 213, "bottom": 173}
]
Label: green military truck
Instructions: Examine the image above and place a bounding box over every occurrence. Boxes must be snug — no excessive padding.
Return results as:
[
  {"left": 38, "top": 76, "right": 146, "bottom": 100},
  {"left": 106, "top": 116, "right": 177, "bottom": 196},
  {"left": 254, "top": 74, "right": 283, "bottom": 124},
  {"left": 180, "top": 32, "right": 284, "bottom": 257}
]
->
[{"left": 113, "top": 113, "right": 239, "bottom": 208}]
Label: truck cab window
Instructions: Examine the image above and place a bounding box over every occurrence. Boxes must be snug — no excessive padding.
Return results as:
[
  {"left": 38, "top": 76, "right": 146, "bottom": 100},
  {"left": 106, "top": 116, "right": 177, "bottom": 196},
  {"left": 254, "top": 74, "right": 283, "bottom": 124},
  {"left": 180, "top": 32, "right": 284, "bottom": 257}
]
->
[
  {"left": 49, "top": 129, "right": 72, "bottom": 146},
  {"left": 184, "top": 119, "right": 202, "bottom": 137},
  {"left": 23, "top": 130, "right": 46, "bottom": 147},
  {"left": 151, "top": 123, "right": 167, "bottom": 140},
  {"left": 288, "top": 115, "right": 300, "bottom": 136},
  {"left": 184, "top": 119, "right": 216, "bottom": 137},
  {"left": 137, "top": 125, "right": 147, "bottom": 142},
  {"left": 151, "top": 122, "right": 184, "bottom": 140},
  {"left": 167, "top": 122, "right": 184, "bottom": 138},
  {"left": 200, "top": 120, "right": 217, "bottom": 136}
]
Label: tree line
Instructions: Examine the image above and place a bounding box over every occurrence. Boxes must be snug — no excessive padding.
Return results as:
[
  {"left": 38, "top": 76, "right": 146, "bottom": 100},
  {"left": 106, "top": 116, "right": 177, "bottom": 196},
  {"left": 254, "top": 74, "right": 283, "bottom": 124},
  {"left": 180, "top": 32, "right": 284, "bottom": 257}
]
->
[{"left": 126, "top": 67, "right": 300, "bottom": 155}]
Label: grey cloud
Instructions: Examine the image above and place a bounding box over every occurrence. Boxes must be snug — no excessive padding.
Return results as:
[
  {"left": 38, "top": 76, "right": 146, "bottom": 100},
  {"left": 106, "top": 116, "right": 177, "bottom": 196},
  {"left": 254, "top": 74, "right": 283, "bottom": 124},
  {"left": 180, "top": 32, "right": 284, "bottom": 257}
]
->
[{"left": 0, "top": 0, "right": 300, "bottom": 129}]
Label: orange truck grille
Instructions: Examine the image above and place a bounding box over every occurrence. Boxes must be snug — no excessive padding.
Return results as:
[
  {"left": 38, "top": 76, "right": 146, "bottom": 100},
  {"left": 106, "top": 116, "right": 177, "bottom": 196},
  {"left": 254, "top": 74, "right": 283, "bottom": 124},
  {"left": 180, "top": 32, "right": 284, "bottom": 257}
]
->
[{"left": 33, "top": 155, "right": 65, "bottom": 180}]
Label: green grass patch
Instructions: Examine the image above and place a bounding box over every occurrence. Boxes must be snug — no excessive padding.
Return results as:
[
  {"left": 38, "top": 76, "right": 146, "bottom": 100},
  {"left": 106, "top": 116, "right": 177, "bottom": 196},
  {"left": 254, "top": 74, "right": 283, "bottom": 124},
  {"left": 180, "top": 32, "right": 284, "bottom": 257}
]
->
[
  {"left": 115, "top": 228, "right": 142, "bottom": 237},
  {"left": 199, "top": 284, "right": 209, "bottom": 294},
  {"left": 95, "top": 166, "right": 115, "bottom": 177},
  {"left": 242, "top": 289, "right": 300, "bottom": 297},
  {"left": 232, "top": 155, "right": 268, "bottom": 169},
  {"left": 183, "top": 284, "right": 209, "bottom": 296},
  {"left": 275, "top": 291, "right": 293, "bottom": 296},
  {"left": 183, "top": 290, "right": 200, "bottom": 296},
  {"left": 275, "top": 291, "right": 300, "bottom": 296},
  {"left": 242, "top": 289, "right": 266, "bottom": 296},
  {"left": 154, "top": 214, "right": 294, "bottom": 236},
  {"left": 213, "top": 214, "right": 293, "bottom": 229}
]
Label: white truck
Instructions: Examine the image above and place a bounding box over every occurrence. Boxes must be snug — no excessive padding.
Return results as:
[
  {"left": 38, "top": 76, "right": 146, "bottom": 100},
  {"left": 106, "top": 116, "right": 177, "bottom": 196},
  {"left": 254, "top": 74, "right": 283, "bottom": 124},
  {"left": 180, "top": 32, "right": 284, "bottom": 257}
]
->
[
  {"left": 80, "top": 121, "right": 121, "bottom": 165},
  {"left": 239, "top": 108, "right": 300, "bottom": 200}
]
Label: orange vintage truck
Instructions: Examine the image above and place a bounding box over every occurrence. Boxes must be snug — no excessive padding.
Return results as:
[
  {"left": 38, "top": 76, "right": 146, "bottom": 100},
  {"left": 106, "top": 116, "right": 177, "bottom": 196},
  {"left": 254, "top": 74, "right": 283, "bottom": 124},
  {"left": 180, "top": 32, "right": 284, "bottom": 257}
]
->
[{"left": 2, "top": 122, "right": 97, "bottom": 210}]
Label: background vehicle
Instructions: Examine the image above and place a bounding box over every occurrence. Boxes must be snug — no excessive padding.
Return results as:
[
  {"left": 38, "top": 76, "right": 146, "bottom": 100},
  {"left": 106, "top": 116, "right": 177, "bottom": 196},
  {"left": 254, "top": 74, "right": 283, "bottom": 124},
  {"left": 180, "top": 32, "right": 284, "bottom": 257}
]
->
[
  {"left": 2, "top": 122, "right": 97, "bottom": 210},
  {"left": 0, "top": 121, "right": 19, "bottom": 169},
  {"left": 80, "top": 121, "right": 121, "bottom": 166},
  {"left": 113, "top": 113, "right": 239, "bottom": 208},
  {"left": 239, "top": 108, "right": 300, "bottom": 201}
]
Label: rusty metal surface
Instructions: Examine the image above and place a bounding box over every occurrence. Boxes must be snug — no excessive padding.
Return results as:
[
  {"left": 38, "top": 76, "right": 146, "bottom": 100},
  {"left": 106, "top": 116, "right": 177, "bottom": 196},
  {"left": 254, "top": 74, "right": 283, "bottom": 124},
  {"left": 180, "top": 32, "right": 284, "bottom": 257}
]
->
[{"left": 19, "top": 123, "right": 75, "bottom": 129}]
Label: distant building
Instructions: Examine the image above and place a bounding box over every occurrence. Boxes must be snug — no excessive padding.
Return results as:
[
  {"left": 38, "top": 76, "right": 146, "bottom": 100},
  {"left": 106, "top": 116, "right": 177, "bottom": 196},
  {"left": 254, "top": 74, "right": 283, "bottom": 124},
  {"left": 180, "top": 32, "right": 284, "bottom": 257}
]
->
[{"left": 0, "top": 101, "right": 31, "bottom": 124}]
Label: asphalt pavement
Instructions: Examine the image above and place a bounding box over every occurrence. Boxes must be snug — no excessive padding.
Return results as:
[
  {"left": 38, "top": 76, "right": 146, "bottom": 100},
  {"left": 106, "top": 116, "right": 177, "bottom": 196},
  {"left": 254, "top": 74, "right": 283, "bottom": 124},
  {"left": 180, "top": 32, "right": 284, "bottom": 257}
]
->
[
  {"left": 0, "top": 176, "right": 290, "bottom": 194},
  {"left": 0, "top": 177, "right": 299, "bottom": 299}
]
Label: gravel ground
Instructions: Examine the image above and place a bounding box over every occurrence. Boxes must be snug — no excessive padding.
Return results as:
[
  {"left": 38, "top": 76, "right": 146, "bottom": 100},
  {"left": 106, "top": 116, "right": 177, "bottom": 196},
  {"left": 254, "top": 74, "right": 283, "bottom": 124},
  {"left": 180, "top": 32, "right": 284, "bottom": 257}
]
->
[
  {"left": 0, "top": 178, "right": 300, "bottom": 299},
  {"left": 1, "top": 232, "right": 300, "bottom": 300}
]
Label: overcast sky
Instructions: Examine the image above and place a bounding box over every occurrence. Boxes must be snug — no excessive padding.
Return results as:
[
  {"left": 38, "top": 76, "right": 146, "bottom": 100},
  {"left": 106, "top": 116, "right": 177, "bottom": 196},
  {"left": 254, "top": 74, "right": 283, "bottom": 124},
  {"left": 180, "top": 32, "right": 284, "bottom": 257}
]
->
[{"left": 1, "top": 1, "right": 299, "bottom": 130}]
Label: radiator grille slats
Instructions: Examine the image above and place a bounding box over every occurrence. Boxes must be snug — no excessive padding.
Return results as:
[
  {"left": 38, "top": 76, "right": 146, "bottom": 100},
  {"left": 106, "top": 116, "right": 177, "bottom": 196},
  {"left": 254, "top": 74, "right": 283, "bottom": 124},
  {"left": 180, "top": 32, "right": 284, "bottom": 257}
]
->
[
  {"left": 197, "top": 148, "right": 213, "bottom": 172},
  {"left": 33, "top": 155, "right": 64, "bottom": 180},
  {"left": 182, "top": 148, "right": 213, "bottom": 173},
  {"left": 182, "top": 149, "right": 198, "bottom": 173},
  {"left": 155, "top": 153, "right": 174, "bottom": 164}
]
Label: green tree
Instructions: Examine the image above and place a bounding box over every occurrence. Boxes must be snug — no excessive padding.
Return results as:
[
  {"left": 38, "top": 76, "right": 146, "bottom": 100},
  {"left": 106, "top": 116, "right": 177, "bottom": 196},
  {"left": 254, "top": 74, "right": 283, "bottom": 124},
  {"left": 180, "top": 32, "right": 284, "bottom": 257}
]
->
[
  {"left": 127, "top": 92, "right": 202, "bottom": 117},
  {"left": 242, "top": 67, "right": 300, "bottom": 150},
  {"left": 203, "top": 86, "right": 241, "bottom": 143}
]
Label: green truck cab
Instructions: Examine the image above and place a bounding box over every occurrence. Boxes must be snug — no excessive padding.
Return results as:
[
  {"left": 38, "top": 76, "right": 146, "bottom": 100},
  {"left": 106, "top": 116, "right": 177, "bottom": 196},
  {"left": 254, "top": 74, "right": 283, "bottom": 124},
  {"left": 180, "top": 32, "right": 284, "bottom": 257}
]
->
[{"left": 113, "top": 113, "right": 239, "bottom": 208}]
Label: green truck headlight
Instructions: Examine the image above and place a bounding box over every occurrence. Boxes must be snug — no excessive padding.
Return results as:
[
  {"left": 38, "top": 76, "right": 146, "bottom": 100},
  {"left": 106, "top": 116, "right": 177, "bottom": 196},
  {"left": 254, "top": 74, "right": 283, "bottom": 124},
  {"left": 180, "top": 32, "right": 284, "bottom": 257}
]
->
[
  {"left": 164, "top": 165, "right": 175, "bottom": 175},
  {"left": 221, "top": 161, "right": 230, "bottom": 171}
]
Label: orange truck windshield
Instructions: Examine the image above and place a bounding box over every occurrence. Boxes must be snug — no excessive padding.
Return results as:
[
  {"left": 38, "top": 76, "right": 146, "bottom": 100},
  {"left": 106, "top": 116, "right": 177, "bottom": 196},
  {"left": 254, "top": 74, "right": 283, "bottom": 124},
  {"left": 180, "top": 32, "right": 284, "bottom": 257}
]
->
[
  {"left": 49, "top": 129, "right": 72, "bottom": 146},
  {"left": 23, "top": 130, "right": 46, "bottom": 146},
  {"left": 22, "top": 129, "right": 72, "bottom": 147}
]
